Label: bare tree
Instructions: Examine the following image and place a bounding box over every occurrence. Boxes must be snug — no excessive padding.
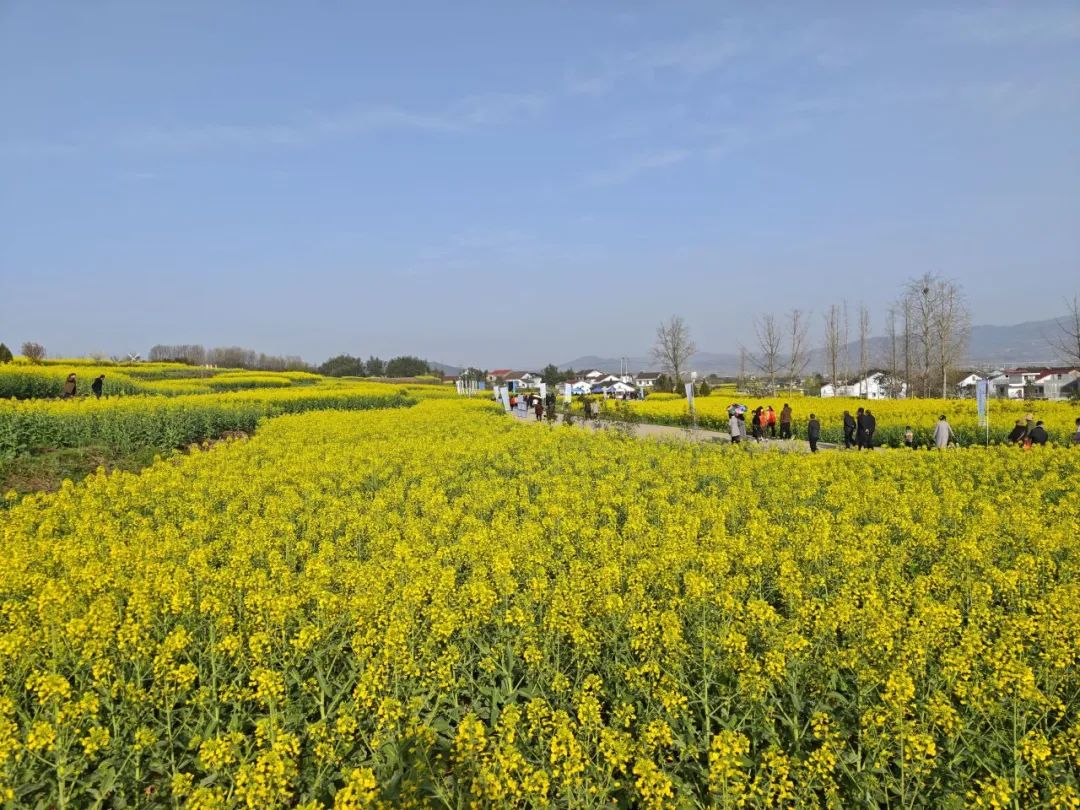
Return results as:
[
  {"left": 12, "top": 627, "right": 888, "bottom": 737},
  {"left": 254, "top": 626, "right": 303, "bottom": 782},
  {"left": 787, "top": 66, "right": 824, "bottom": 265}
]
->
[
  {"left": 901, "top": 273, "right": 971, "bottom": 397},
  {"left": 750, "top": 314, "right": 783, "bottom": 392},
  {"left": 901, "top": 295, "right": 913, "bottom": 395},
  {"left": 886, "top": 307, "right": 898, "bottom": 378},
  {"left": 651, "top": 315, "right": 696, "bottom": 387},
  {"left": 905, "top": 274, "right": 937, "bottom": 397},
  {"left": 932, "top": 280, "right": 971, "bottom": 398},
  {"left": 841, "top": 300, "right": 851, "bottom": 383},
  {"left": 1047, "top": 294, "right": 1080, "bottom": 366},
  {"left": 823, "top": 304, "right": 843, "bottom": 387},
  {"left": 858, "top": 305, "right": 871, "bottom": 395},
  {"left": 786, "top": 308, "right": 811, "bottom": 389},
  {"left": 21, "top": 341, "right": 46, "bottom": 363}
]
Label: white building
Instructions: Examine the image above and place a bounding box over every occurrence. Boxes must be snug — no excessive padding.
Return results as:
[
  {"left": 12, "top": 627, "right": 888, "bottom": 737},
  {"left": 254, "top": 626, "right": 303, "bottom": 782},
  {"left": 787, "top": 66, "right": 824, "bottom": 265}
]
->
[
  {"left": 503, "top": 371, "right": 542, "bottom": 389},
  {"left": 1031, "top": 368, "right": 1080, "bottom": 400},
  {"left": 820, "top": 372, "right": 905, "bottom": 400},
  {"left": 634, "top": 372, "right": 663, "bottom": 389},
  {"left": 991, "top": 367, "right": 1080, "bottom": 400}
]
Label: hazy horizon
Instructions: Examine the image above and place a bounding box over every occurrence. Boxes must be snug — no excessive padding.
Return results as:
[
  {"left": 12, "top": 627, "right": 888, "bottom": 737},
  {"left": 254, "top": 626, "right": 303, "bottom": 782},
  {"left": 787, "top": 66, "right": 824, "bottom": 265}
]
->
[{"left": 3, "top": 2, "right": 1078, "bottom": 368}]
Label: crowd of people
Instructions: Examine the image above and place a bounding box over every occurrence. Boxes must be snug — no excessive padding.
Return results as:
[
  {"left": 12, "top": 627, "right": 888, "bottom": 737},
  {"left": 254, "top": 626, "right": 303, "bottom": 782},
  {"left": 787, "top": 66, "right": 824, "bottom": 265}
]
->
[
  {"left": 726, "top": 404, "right": 824, "bottom": 452},
  {"left": 508, "top": 391, "right": 554, "bottom": 422},
  {"left": 1004, "top": 414, "right": 1066, "bottom": 447},
  {"left": 60, "top": 372, "right": 106, "bottom": 399},
  {"left": 726, "top": 404, "right": 1080, "bottom": 451}
]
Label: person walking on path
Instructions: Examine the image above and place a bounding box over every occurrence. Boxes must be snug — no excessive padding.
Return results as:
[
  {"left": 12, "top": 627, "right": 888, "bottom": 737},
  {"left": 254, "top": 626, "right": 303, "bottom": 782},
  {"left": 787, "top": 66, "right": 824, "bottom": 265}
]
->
[
  {"left": 62, "top": 373, "right": 77, "bottom": 398},
  {"left": 807, "top": 413, "right": 821, "bottom": 453},
  {"left": 1027, "top": 421, "right": 1048, "bottom": 446},
  {"left": 91, "top": 374, "right": 105, "bottom": 399},
  {"left": 1007, "top": 419, "right": 1027, "bottom": 445},
  {"left": 933, "top": 415, "right": 954, "bottom": 449},
  {"left": 766, "top": 406, "right": 777, "bottom": 438},
  {"left": 779, "top": 404, "right": 792, "bottom": 439},
  {"left": 751, "top": 407, "right": 764, "bottom": 442},
  {"left": 843, "top": 410, "right": 856, "bottom": 449},
  {"left": 854, "top": 408, "right": 866, "bottom": 449},
  {"left": 729, "top": 411, "right": 741, "bottom": 444},
  {"left": 737, "top": 412, "right": 748, "bottom": 443},
  {"left": 862, "top": 409, "right": 877, "bottom": 449},
  {"left": 534, "top": 399, "right": 544, "bottom": 422}
]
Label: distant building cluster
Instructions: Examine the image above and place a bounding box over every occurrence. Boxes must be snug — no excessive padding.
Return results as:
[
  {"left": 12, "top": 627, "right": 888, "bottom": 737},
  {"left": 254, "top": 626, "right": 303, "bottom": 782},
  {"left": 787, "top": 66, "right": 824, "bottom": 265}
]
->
[
  {"left": 484, "top": 368, "right": 664, "bottom": 396},
  {"left": 961, "top": 367, "right": 1080, "bottom": 401}
]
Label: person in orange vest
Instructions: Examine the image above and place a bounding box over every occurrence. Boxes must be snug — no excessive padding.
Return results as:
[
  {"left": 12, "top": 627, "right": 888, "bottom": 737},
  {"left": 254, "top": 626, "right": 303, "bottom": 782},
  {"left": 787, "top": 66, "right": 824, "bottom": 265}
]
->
[{"left": 766, "top": 405, "right": 777, "bottom": 438}]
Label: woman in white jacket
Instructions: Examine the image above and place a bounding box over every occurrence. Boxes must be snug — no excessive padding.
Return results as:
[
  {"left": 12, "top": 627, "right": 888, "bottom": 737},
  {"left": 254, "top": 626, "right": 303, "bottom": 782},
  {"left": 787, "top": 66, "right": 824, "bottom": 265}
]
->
[
  {"left": 933, "top": 415, "right": 954, "bottom": 449},
  {"left": 729, "top": 413, "right": 741, "bottom": 444}
]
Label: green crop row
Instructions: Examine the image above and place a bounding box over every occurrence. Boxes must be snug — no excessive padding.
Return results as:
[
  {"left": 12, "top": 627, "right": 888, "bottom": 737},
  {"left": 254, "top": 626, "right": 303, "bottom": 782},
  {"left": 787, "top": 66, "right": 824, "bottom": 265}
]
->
[{"left": 0, "top": 388, "right": 414, "bottom": 458}]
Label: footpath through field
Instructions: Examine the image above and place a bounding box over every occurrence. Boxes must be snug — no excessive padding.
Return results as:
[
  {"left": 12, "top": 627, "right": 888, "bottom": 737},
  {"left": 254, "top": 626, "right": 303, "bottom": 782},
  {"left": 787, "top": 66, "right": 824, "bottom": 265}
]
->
[{"left": 509, "top": 409, "right": 840, "bottom": 450}]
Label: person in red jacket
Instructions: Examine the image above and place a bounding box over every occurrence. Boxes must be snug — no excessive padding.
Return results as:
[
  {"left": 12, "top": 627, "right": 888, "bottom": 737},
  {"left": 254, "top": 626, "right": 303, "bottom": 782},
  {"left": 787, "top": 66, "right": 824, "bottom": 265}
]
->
[{"left": 766, "top": 406, "right": 777, "bottom": 438}]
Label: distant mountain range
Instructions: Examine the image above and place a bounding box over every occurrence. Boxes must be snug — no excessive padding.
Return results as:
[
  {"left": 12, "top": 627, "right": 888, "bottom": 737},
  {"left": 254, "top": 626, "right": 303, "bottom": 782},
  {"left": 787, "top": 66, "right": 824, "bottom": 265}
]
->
[
  {"left": 428, "top": 361, "right": 463, "bottom": 376},
  {"left": 555, "top": 317, "right": 1065, "bottom": 377}
]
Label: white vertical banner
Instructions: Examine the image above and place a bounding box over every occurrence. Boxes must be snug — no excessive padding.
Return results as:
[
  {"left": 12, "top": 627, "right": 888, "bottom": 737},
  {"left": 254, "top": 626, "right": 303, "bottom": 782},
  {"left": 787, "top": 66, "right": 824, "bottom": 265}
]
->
[
  {"left": 455, "top": 379, "right": 464, "bottom": 395},
  {"left": 684, "top": 382, "right": 696, "bottom": 407},
  {"left": 500, "top": 388, "right": 511, "bottom": 412},
  {"left": 563, "top": 383, "right": 572, "bottom": 403},
  {"left": 976, "top": 379, "right": 988, "bottom": 427},
  {"left": 539, "top": 382, "right": 547, "bottom": 400}
]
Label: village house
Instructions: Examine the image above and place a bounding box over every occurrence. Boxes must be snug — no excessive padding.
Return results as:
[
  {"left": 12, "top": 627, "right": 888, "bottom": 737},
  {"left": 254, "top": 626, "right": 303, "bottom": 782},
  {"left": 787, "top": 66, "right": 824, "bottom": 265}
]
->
[
  {"left": 820, "top": 371, "right": 906, "bottom": 400},
  {"left": 502, "top": 371, "right": 542, "bottom": 390},
  {"left": 634, "top": 372, "right": 663, "bottom": 389},
  {"left": 990, "top": 367, "right": 1080, "bottom": 400}
]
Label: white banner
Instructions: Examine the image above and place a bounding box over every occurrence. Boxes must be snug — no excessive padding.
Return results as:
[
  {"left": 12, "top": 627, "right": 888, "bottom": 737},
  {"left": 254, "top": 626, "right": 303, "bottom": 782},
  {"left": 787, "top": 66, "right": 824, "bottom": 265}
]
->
[
  {"left": 976, "top": 379, "right": 989, "bottom": 427},
  {"left": 539, "top": 382, "right": 547, "bottom": 400},
  {"left": 500, "top": 388, "right": 511, "bottom": 412},
  {"left": 685, "top": 381, "right": 696, "bottom": 407},
  {"left": 455, "top": 379, "right": 464, "bottom": 395},
  {"left": 563, "top": 383, "right": 572, "bottom": 403}
]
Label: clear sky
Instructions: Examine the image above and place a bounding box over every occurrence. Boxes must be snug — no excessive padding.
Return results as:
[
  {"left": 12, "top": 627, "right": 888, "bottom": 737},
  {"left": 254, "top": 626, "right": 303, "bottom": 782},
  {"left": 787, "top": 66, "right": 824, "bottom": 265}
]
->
[{"left": 2, "top": 2, "right": 1078, "bottom": 368}]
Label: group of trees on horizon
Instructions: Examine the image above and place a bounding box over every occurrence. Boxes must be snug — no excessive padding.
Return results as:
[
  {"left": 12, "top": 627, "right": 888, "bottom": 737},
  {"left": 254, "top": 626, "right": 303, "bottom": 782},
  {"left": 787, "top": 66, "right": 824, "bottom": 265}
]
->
[
  {"left": 650, "top": 276, "right": 1079, "bottom": 399},
  {"left": 317, "top": 354, "right": 436, "bottom": 378},
  {"left": 148, "top": 344, "right": 310, "bottom": 371}
]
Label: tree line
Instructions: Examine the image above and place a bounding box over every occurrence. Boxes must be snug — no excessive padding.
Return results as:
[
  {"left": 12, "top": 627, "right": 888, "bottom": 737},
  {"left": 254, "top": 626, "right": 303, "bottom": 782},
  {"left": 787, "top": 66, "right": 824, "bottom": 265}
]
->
[
  {"left": 745, "top": 273, "right": 974, "bottom": 397},
  {"left": 316, "top": 354, "right": 436, "bottom": 378},
  {"left": 148, "top": 345, "right": 311, "bottom": 371},
  {"left": 648, "top": 275, "right": 1080, "bottom": 399}
]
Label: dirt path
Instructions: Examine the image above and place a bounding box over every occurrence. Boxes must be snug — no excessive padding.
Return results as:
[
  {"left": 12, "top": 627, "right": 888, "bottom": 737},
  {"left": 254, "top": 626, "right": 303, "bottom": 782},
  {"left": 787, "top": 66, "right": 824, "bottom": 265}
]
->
[{"left": 509, "top": 411, "right": 838, "bottom": 450}]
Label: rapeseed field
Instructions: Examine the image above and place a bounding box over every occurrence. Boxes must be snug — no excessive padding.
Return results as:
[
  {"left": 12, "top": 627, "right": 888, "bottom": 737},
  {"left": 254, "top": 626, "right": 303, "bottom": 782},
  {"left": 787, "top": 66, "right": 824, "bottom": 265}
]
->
[{"left": 2, "top": 399, "right": 1078, "bottom": 807}]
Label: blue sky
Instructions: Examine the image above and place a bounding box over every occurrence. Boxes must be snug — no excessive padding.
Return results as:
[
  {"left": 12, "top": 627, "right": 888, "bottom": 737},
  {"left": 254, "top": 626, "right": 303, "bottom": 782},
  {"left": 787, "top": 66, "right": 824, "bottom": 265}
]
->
[{"left": 2, "top": 1, "right": 1078, "bottom": 368}]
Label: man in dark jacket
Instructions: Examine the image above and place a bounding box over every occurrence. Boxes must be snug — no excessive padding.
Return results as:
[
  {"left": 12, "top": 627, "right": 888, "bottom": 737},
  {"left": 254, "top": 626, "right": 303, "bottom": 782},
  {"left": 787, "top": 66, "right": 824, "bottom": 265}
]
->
[
  {"left": 1006, "top": 419, "right": 1027, "bottom": 444},
  {"left": 843, "top": 410, "right": 856, "bottom": 449},
  {"left": 91, "top": 374, "right": 105, "bottom": 398},
  {"left": 1028, "top": 421, "right": 1048, "bottom": 446},
  {"left": 854, "top": 408, "right": 865, "bottom": 449},
  {"left": 863, "top": 409, "right": 877, "bottom": 449},
  {"left": 807, "top": 413, "right": 821, "bottom": 453}
]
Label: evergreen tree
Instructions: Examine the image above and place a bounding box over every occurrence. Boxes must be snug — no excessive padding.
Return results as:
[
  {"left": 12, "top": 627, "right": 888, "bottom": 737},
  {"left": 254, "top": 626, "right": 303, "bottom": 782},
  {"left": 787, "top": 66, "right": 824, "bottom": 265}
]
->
[{"left": 0, "top": 343, "right": 12, "bottom": 363}]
